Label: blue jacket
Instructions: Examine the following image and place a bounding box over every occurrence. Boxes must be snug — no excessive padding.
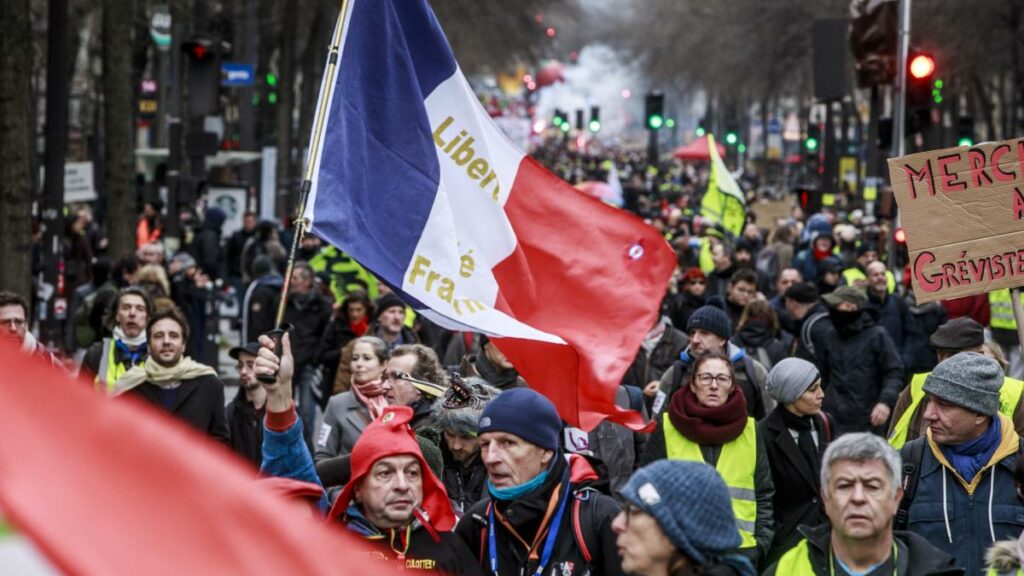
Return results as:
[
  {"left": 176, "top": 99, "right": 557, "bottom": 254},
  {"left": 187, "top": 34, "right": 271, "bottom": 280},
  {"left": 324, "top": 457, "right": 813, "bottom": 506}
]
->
[
  {"left": 902, "top": 415, "right": 1024, "bottom": 576},
  {"left": 261, "top": 417, "right": 329, "bottom": 513}
]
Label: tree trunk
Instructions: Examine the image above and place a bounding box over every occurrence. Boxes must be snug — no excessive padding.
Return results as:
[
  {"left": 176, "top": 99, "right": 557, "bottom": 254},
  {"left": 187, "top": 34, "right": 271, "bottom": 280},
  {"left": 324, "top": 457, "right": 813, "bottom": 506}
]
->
[
  {"left": 103, "top": 0, "right": 138, "bottom": 258},
  {"left": 275, "top": 5, "right": 297, "bottom": 219},
  {"left": 0, "top": 0, "right": 35, "bottom": 297}
]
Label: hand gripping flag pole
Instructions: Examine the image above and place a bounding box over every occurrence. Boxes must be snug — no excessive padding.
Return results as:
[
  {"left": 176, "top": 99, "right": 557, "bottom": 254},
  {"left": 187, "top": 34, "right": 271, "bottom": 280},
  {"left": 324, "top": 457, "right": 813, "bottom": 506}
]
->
[{"left": 259, "top": 0, "right": 351, "bottom": 383}]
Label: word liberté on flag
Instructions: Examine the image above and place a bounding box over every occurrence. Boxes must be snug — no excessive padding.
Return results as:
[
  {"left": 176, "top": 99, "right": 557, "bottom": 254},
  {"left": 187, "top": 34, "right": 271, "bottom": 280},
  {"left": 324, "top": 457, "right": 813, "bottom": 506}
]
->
[{"left": 302, "top": 0, "right": 675, "bottom": 431}]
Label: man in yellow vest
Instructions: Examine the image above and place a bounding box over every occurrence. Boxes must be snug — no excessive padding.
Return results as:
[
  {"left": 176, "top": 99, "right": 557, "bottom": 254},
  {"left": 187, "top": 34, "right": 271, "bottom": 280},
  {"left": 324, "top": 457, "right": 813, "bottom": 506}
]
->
[
  {"left": 81, "top": 287, "right": 153, "bottom": 392},
  {"left": 990, "top": 289, "right": 1024, "bottom": 380},
  {"left": 764, "top": 433, "right": 958, "bottom": 574},
  {"left": 840, "top": 245, "right": 895, "bottom": 293},
  {"left": 888, "top": 317, "right": 1024, "bottom": 449}
]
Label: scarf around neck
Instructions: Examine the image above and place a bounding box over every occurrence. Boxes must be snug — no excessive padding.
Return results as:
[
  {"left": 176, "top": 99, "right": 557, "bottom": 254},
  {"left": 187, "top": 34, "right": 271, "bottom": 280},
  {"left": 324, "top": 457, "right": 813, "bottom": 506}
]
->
[
  {"left": 668, "top": 385, "right": 748, "bottom": 445},
  {"left": 112, "top": 356, "right": 218, "bottom": 396},
  {"left": 112, "top": 325, "right": 147, "bottom": 348},
  {"left": 940, "top": 416, "right": 1002, "bottom": 482},
  {"left": 351, "top": 377, "right": 388, "bottom": 419}
]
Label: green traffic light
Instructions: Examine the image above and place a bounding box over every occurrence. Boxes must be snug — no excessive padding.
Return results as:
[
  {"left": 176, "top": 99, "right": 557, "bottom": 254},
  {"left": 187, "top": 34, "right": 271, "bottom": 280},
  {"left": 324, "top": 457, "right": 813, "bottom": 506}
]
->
[
  {"left": 725, "top": 132, "right": 738, "bottom": 145},
  {"left": 934, "top": 95, "right": 943, "bottom": 104},
  {"left": 588, "top": 119, "right": 601, "bottom": 133},
  {"left": 934, "top": 79, "right": 944, "bottom": 89},
  {"left": 560, "top": 122, "right": 570, "bottom": 132},
  {"left": 665, "top": 118, "right": 676, "bottom": 128},
  {"left": 553, "top": 116, "right": 563, "bottom": 127},
  {"left": 738, "top": 143, "right": 746, "bottom": 153},
  {"left": 268, "top": 91, "right": 278, "bottom": 105},
  {"left": 805, "top": 137, "right": 819, "bottom": 151},
  {"left": 695, "top": 127, "right": 706, "bottom": 137},
  {"left": 252, "top": 94, "right": 260, "bottom": 106},
  {"left": 648, "top": 114, "right": 664, "bottom": 130},
  {"left": 958, "top": 137, "right": 973, "bottom": 146},
  {"left": 266, "top": 73, "right": 278, "bottom": 86}
]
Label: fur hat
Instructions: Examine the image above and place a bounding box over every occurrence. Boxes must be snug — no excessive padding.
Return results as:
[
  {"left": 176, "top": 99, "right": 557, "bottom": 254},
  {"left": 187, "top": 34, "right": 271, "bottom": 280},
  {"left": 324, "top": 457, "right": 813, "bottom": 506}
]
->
[{"left": 431, "top": 375, "right": 502, "bottom": 437}]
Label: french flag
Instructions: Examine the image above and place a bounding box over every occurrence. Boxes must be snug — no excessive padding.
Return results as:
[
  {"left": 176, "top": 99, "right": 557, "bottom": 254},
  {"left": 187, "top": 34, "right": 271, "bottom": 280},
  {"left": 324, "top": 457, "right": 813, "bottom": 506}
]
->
[{"left": 304, "top": 0, "right": 675, "bottom": 431}]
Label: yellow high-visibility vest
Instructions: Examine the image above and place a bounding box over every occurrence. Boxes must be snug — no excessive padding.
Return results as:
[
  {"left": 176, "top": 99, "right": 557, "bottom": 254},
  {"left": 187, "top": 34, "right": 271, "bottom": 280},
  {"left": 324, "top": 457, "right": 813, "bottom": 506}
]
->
[
  {"left": 841, "top": 267, "right": 895, "bottom": 293},
  {"left": 774, "top": 539, "right": 817, "bottom": 575},
  {"left": 888, "top": 372, "right": 1024, "bottom": 449},
  {"left": 663, "top": 413, "right": 757, "bottom": 549},
  {"left": 94, "top": 338, "right": 132, "bottom": 393},
  {"left": 990, "top": 289, "right": 1021, "bottom": 331}
]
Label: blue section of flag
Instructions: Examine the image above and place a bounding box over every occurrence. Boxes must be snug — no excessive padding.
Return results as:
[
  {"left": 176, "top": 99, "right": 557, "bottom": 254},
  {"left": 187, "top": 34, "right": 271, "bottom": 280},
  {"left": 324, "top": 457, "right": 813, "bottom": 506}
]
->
[{"left": 310, "top": 0, "right": 457, "bottom": 283}]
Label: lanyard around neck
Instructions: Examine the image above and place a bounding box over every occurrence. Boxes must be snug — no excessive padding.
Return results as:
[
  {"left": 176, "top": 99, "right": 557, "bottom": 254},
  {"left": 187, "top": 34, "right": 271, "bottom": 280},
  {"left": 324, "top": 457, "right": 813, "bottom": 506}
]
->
[{"left": 488, "top": 481, "right": 572, "bottom": 576}]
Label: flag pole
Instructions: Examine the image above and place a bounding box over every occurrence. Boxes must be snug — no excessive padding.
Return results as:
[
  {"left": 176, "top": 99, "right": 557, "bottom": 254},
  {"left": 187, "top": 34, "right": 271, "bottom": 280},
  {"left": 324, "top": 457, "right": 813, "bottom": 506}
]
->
[{"left": 272, "top": 0, "right": 352, "bottom": 330}]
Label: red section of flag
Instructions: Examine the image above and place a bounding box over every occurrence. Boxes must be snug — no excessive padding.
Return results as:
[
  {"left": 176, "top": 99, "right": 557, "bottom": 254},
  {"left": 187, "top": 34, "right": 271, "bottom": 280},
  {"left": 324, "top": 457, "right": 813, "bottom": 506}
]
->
[
  {"left": 491, "top": 157, "right": 676, "bottom": 432},
  {"left": 0, "top": 342, "right": 400, "bottom": 576}
]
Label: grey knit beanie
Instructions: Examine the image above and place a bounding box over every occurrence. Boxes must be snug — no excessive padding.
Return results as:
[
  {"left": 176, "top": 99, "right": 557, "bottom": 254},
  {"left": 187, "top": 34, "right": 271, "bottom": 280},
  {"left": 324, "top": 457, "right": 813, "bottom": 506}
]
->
[
  {"left": 923, "top": 352, "right": 1002, "bottom": 416},
  {"left": 620, "top": 460, "right": 741, "bottom": 566},
  {"left": 765, "top": 358, "right": 820, "bottom": 405}
]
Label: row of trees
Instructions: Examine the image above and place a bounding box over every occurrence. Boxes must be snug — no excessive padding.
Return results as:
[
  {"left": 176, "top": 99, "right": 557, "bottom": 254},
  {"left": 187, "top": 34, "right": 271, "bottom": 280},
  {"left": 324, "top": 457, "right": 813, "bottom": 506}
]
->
[{"left": 0, "top": 0, "right": 573, "bottom": 297}]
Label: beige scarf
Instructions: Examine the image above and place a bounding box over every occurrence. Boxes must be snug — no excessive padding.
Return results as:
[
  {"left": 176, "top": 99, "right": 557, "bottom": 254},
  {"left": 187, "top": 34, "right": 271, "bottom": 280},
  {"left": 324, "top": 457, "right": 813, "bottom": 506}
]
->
[{"left": 112, "top": 356, "right": 218, "bottom": 396}]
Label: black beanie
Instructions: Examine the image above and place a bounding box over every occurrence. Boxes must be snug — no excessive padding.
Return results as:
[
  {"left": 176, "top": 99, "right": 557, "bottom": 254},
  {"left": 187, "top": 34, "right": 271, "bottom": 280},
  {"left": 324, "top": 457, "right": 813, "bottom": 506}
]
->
[
  {"left": 686, "top": 296, "right": 732, "bottom": 339},
  {"left": 375, "top": 292, "right": 406, "bottom": 318}
]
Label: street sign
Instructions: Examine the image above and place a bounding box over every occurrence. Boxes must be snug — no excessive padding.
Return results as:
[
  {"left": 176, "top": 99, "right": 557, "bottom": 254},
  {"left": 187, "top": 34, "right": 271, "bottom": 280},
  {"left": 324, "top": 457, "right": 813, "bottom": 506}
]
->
[
  {"left": 768, "top": 118, "right": 781, "bottom": 134},
  {"left": 150, "top": 6, "right": 172, "bottom": 51},
  {"left": 221, "top": 63, "right": 255, "bottom": 86},
  {"left": 63, "top": 162, "right": 97, "bottom": 203}
]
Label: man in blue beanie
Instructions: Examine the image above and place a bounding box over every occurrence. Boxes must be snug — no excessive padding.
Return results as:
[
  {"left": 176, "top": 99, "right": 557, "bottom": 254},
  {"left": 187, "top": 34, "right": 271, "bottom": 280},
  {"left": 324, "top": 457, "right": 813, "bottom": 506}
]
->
[
  {"left": 654, "top": 296, "right": 772, "bottom": 419},
  {"left": 454, "top": 388, "right": 627, "bottom": 576}
]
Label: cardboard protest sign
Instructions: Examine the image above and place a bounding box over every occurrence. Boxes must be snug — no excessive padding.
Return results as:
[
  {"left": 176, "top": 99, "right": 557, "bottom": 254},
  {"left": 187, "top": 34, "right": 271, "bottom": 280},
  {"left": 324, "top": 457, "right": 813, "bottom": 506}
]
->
[{"left": 888, "top": 137, "right": 1024, "bottom": 303}]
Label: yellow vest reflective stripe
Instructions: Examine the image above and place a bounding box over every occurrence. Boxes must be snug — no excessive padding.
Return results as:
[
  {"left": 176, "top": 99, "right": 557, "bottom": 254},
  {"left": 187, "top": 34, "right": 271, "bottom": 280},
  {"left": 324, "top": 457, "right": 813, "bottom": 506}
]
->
[
  {"left": 990, "top": 289, "right": 1019, "bottom": 331},
  {"left": 841, "top": 267, "right": 896, "bottom": 293},
  {"left": 94, "top": 340, "right": 130, "bottom": 393},
  {"left": 699, "top": 239, "right": 715, "bottom": 275},
  {"left": 662, "top": 413, "right": 758, "bottom": 548},
  {"left": 986, "top": 569, "right": 1024, "bottom": 576},
  {"left": 775, "top": 539, "right": 816, "bottom": 575},
  {"left": 888, "top": 372, "right": 1024, "bottom": 449}
]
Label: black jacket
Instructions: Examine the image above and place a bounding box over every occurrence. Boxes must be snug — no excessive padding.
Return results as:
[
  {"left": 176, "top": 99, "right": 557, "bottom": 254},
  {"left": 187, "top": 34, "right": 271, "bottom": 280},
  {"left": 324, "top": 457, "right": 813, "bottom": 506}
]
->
[
  {"left": 732, "top": 322, "right": 790, "bottom": 370},
  {"left": 757, "top": 408, "right": 833, "bottom": 566},
  {"left": 127, "top": 373, "right": 229, "bottom": 444},
  {"left": 440, "top": 443, "right": 487, "bottom": 518},
  {"left": 622, "top": 323, "right": 688, "bottom": 388},
  {"left": 455, "top": 456, "right": 626, "bottom": 576},
  {"left": 191, "top": 209, "right": 226, "bottom": 281},
  {"left": 762, "top": 523, "right": 962, "bottom": 575},
  {"left": 868, "top": 290, "right": 920, "bottom": 376},
  {"left": 817, "top": 308, "right": 904, "bottom": 434},
  {"left": 225, "top": 394, "right": 264, "bottom": 469},
  {"left": 283, "top": 290, "right": 333, "bottom": 368},
  {"left": 315, "top": 315, "right": 359, "bottom": 398}
]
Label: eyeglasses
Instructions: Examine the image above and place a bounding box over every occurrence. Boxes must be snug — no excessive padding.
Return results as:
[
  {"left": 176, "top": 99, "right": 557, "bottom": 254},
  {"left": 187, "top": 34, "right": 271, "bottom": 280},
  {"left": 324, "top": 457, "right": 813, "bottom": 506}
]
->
[
  {"left": 695, "top": 373, "right": 733, "bottom": 387},
  {"left": 623, "top": 504, "right": 645, "bottom": 527}
]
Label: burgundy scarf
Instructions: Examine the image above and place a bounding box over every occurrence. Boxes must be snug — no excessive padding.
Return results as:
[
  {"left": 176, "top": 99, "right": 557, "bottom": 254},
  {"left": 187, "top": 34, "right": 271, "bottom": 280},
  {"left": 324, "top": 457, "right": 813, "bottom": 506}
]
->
[{"left": 667, "top": 385, "right": 748, "bottom": 445}]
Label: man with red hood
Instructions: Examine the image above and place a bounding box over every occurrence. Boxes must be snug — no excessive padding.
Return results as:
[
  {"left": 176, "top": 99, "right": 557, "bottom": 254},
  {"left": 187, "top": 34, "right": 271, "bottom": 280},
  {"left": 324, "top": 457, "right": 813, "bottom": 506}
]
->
[{"left": 255, "top": 332, "right": 481, "bottom": 575}]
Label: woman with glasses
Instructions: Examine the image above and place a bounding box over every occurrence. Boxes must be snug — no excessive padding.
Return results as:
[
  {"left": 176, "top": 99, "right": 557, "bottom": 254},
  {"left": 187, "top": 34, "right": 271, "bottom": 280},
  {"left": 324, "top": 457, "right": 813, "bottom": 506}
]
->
[
  {"left": 641, "top": 353, "right": 774, "bottom": 570},
  {"left": 756, "top": 358, "right": 833, "bottom": 567},
  {"left": 314, "top": 335, "right": 389, "bottom": 465},
  {"left": 613, "top": 460, "right": 756, "bottom": 576}
]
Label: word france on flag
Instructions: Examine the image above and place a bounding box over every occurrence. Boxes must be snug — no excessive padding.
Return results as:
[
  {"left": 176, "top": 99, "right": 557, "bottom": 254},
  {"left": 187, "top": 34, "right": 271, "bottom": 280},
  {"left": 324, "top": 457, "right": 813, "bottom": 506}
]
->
[{"left": 303, "top": 0, "right": 675, "bottom": 431}]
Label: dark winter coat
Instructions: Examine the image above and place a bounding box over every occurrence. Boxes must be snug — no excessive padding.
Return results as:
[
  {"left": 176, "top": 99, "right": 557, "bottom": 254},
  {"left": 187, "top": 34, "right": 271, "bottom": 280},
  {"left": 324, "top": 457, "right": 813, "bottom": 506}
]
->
[
  {"left": 732, "top": 322, "right": 790, "bottom": 370},
  {"left": 817, "top": 308, "right": 904, "bottom": 434},
  {"left": 226, "top": 394, "right": 264, "bottom": 469},
  {"left": 127, "top": 373, "right": 229, "bottom": 444},
  {"left": 792, "top": 302, "right": 831, "bottom": 367},
  {"left": 283, "top": 290, "right": 333, "bottom": 368},
  {"left": 622, "top": 324, "right": 688, "bottom": 389},
  {"left": 762, "top": 523, "right": 962, "bottom": 575},
  {"left": 757, "top": 408, "right": 833, "bottom": 566},
  {"left": 191, "top": 208, "right": 226, "bottom": 281},
  {"left": 455, "top": 456, "right": 626, "bottom": 576},
  {"left": 904, "top": 297, "right": 948, "bottom": 374},
  {"left": 867, "top": 289, "right": 920, "bottom": 376},
  {"left": 666, "top": 291, "right": 705, "bottom": 333},
  {"left": 315, "top": 315, "right": 359, "bottom": 400},
  {"left": 440, "top": 442, "right": 487, "bottom": 518}
]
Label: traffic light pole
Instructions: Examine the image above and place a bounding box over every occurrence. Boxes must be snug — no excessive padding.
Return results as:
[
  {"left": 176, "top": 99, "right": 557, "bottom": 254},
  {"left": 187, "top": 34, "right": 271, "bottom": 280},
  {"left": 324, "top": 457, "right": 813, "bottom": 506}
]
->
[
  {"left": 889, "top": 0, "right": 912, "bottom": 272},
  {"left": 647, "top": 129, "right": 658, "bottom": 168}
]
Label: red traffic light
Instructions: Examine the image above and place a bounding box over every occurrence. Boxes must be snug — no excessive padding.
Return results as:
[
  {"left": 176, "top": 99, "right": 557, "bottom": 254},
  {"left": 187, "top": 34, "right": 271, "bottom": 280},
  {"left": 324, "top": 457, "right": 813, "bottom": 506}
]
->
[
  {"left": 191, "top": 44, "right": 207, "bottom": 60},
  {"left": 909, "top": 53, "right": 935, "bottom": 80}
]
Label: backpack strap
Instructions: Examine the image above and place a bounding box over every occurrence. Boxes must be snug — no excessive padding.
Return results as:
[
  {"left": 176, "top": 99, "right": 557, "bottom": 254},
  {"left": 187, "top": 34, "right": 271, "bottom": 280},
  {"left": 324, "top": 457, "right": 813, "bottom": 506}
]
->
[
  {"left": 818, "top": 412, "right": 833, "bottom": 444},
  {"left": 895, "top": 438, "right": 927, "bottom": 531},
  {"left": 479, "top": 501, "right": 492, "bottom": 561},
  {"left": 800, "top": 311, "right": 828, "bottom": 356},
  {"left": 669, "top": 359, "right": 686, "bottom": 398},
  {"left": 571, "top": 488, "right": 600, "bottom": 565}
]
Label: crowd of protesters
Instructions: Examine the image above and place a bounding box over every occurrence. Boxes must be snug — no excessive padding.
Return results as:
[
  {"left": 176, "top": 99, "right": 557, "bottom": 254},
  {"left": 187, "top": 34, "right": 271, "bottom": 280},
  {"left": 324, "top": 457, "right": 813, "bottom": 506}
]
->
[{"left": 9, "top": 146, "right": 1024, "bottom": 575}]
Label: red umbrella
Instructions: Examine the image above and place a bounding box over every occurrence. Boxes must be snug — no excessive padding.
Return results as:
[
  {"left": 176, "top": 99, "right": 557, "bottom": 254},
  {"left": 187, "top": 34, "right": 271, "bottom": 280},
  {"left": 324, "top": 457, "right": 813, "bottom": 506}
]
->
[
  {"left": 535, "top": 60, "right": 564, "bottom": 87},
  {"left": 672, "top": 135, "right": 726, "bottom": 161}
]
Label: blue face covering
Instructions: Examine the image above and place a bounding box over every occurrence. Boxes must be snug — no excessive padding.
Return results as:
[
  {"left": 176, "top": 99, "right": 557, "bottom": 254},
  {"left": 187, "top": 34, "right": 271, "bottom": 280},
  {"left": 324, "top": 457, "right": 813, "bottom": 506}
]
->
[{"left": 487, "top": 458, "right": 554, "bottom": 501}]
